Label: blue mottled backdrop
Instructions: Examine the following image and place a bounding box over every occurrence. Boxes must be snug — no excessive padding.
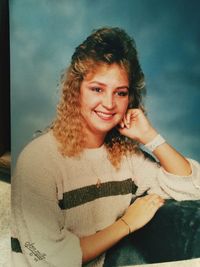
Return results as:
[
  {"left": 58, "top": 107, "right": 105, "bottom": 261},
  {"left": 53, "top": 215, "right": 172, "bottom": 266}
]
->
[{"left": 10, "top": 0, "right": 200, "bottom": 167}]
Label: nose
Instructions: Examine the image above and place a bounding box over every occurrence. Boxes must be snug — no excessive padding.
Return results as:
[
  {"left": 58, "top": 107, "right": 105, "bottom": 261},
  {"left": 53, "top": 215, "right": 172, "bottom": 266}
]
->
[{"left": 102, "top": 92, "right": 115, "bottom": 109}]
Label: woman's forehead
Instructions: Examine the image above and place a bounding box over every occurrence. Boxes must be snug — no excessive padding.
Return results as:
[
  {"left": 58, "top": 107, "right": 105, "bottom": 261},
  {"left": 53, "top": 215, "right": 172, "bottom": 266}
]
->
[{"left": 83, "top": 63, "right": 129, "bottom": 84}]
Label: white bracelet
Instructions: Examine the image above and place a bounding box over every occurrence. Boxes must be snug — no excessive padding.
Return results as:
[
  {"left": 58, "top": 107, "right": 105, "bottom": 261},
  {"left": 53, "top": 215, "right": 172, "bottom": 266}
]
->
[{"left": 144, "top": 134, "right": 166, "bottom": 152}]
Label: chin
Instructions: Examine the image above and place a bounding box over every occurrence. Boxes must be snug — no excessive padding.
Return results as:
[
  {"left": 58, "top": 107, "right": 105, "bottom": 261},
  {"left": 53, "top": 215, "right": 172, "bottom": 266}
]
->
[
  {"left": 95, "top": 126, "right": 114, "bottom": 134},
  {"left": 91, "top": 122, "right": 116, "bottom": 135},
  {"left": 85, "top": 116, "right": 121, "bottom": 135}
]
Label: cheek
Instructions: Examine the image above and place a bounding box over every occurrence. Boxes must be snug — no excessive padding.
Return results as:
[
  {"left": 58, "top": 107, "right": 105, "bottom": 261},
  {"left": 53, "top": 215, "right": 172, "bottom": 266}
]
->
[
  {"left": 119, "top": 99, "right": 129, "bottom": 114},
  {"left": 83, "top": 92, "right": 101, "bottom": 107},
  {"left": 80, "top": 90, "right": 90, "bottom": 108},
  {"left": 80, "top": 93, "right": 98, "bottom": 113}
]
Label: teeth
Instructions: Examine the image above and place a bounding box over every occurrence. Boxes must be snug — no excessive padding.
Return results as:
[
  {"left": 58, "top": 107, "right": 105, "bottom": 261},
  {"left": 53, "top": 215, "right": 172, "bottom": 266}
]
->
[{"left": 96, "top": 111, "right": 113, "bottom": 118}]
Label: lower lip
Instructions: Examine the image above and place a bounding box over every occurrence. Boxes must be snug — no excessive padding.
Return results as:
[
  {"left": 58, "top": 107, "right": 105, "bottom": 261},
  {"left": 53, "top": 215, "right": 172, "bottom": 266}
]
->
[{"left": 94, "top": 111, "right": 114, "bottom": 121}]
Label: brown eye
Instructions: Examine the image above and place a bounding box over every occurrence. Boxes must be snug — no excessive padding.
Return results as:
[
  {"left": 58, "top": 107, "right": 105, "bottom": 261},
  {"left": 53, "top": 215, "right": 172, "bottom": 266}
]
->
[
  {"left": 116, "top": 91, "right": 128, "bottom": 97},
  {"left": 91, "top": 87, "right": 102, "bottom": 93}
]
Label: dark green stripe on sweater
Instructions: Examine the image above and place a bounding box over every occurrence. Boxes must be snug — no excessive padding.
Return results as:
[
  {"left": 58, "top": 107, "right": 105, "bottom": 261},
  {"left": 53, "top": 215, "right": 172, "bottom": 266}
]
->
[
  {"left": 11, "top": 237, "right": 22, "bottom": 253},
  {"left": 59, "top": 178, "right": 137, "bottom": 210}
]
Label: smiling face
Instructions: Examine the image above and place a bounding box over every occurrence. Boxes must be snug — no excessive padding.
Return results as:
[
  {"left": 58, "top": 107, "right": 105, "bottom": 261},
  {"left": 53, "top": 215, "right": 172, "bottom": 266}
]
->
[{"left": 79, "top": 63, "right": 129, "bottom": 143}]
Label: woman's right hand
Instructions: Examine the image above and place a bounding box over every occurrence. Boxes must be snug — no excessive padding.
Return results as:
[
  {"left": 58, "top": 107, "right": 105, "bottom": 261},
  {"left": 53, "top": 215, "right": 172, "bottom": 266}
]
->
[{"left": 122, "top": 194, "right": 165, "bottom": 233}]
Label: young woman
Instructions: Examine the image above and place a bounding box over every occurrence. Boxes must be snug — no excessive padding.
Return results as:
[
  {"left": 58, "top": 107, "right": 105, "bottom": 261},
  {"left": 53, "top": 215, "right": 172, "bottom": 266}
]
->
[{"left": 11, "top": 27, "right": 200, "bottom": 267}]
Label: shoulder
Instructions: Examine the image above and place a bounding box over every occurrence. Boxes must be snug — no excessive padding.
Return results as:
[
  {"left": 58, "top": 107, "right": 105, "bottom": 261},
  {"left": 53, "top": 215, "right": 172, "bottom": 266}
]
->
[
  {"left": 13, "top": 131, "right": 61, "bottom": 200},
  {"left": 15, "top": 131, "right": 60, "bottom": 173},
  {"left": 19, "top": 131, "right": 57, "bottom": 160}
]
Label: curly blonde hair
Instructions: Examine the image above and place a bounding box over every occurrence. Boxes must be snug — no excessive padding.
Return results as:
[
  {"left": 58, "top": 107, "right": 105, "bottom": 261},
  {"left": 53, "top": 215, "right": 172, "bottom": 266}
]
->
[{"left": 53, "top": 27, "right": 146, "bottom": 169}]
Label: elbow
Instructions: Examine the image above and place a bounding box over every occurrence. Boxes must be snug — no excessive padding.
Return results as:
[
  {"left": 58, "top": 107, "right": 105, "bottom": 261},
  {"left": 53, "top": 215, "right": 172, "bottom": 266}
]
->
[{"left": 184, "top": 159, "right": 192, "bottom": 176}]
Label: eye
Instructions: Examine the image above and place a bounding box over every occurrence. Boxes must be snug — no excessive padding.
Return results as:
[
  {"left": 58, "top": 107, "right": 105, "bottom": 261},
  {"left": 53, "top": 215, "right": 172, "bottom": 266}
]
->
[
  {"left": 91, "top": 87, "right": 102, "bottom": 93},
  {"left": 116, "top": 91, "right": 129, "bottom": 97}
]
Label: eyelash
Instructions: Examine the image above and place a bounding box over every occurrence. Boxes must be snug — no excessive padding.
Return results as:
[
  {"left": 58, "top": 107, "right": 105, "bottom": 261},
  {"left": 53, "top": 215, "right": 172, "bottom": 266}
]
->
[
  {"left": 90, "top": 87, "right": 128, "bottom": 97},
  {"left": 116, "top": 91, "right": 128, "bottom": 97},
  {"left": 91, "top": 87, "right": 102, "bottom": 93}
]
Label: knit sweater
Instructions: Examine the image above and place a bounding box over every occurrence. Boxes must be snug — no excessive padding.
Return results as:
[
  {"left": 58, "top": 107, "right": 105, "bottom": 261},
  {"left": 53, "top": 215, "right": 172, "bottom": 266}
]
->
[{"left": 11, "top": 131, "right": 200, "bottom": 267}]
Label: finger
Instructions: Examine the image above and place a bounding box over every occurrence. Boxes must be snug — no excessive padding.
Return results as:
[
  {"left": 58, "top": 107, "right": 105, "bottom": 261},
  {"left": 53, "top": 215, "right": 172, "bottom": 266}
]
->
[
  {"left": 148, "top": 197, "right": 165, "bottom": 210},
  {"left": 143, "top": 194, "right": 165, "bottom": 206},
  {"left": 119, "top": 117, "right": 125, "bottom": 128},
  {"left": 142, "top": 194, "right": 159, "bottom": 201},
  {"left": 130, "top": 109, "right": 140, "bottom": 117},
  {"left": 125, "top": 109, "right": 139, "bottom": 128},
  {"left": 118, "top": 126, "right": 129, "bottom": 136},
  {"left": 145, "top": 193, "right": 163, "bottom": 200},
  {"left": 151, "top": 200, "right": 164, "bottom": 210},
  {"left": 124, "top": 112, "right": 131, "bottom": 128},
  {"left": 152, "top": 194, "right": 165, "bottom": 204},
  {"left": 120, "top": 121, "right": 124, "bottom": 128}
]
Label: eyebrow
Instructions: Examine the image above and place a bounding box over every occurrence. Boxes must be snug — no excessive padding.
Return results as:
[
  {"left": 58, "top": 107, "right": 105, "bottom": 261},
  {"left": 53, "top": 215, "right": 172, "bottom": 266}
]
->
[{"left": 88, "top": 81, "right": 129, "bottom": 90}]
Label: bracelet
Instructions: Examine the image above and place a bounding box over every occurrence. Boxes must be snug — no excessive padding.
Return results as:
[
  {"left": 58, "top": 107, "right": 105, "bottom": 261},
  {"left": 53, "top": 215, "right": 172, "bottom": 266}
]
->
[
  {"left": 144, "top": 134, "right": 166, "bottom": 152},
  {"left": 120, "top": 218, "right": 131, "bottom": 234}
]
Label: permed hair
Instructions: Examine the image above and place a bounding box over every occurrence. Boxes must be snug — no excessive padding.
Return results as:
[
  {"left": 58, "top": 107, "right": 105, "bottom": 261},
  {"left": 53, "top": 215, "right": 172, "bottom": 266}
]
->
[{"left": 53, "top": 27, "right": 146, "bottom": 168}]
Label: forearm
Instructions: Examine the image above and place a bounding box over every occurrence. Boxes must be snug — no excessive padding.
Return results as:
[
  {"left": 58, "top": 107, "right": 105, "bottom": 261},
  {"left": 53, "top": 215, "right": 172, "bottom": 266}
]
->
[
  {"left": 80, "top": 193, "right": 164, "bottom": 264},
  {"left": 80, "top": 219, "right": 128, "bottom": 264},
  {"left": 120, "top": 109, "right": 192, "bottom": 176},
  {"left": 153, "top": 142, "right": 191, "bottom": 176},
  {"left": 142, "top": 128, "right": 192, "bottom": 176}
]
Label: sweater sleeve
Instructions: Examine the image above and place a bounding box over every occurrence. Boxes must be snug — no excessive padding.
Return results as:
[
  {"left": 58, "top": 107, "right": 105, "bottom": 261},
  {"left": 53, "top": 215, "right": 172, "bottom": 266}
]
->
[
  {"left": 11, "top": 139, "right": 82, "bottom": 266},
  {"left": 131, "top": 152, "right": 200, "bottom": 201}
]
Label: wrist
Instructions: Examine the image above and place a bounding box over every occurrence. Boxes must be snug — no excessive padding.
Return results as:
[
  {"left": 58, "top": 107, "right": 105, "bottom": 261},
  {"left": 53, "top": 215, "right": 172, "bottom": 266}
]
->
[
  {"left": 144, "top": 134, "right": 166, "bottom": 152},
  {"left": 140, "top": 128, "right": 158, "bottom": 145},
  {"left": 118, "top": 217, "right": 134, "bottom": 236}
]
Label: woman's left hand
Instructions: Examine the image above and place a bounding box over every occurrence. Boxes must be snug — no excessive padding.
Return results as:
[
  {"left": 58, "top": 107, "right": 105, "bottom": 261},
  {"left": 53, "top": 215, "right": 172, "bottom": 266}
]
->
[{"left": 118, "top": 109, "right": 158, "bottom": 144}]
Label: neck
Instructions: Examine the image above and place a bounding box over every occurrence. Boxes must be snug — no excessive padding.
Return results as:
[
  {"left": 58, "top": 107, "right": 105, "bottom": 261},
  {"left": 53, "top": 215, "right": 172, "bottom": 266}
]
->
[{"left": 84, "top": 131, "right": 106, "bottom": 149}]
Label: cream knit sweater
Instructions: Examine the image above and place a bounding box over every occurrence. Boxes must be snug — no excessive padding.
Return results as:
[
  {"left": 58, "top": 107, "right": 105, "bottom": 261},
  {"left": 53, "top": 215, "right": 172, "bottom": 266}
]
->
[{"left": 11, "top": 131, "right": 200, "bottom": 267}]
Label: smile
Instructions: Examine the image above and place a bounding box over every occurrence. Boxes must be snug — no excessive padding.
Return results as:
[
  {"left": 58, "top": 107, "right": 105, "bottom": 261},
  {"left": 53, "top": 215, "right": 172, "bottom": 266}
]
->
[{"left": 94, "top": 111, "right": 115, "bottom": 120}]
